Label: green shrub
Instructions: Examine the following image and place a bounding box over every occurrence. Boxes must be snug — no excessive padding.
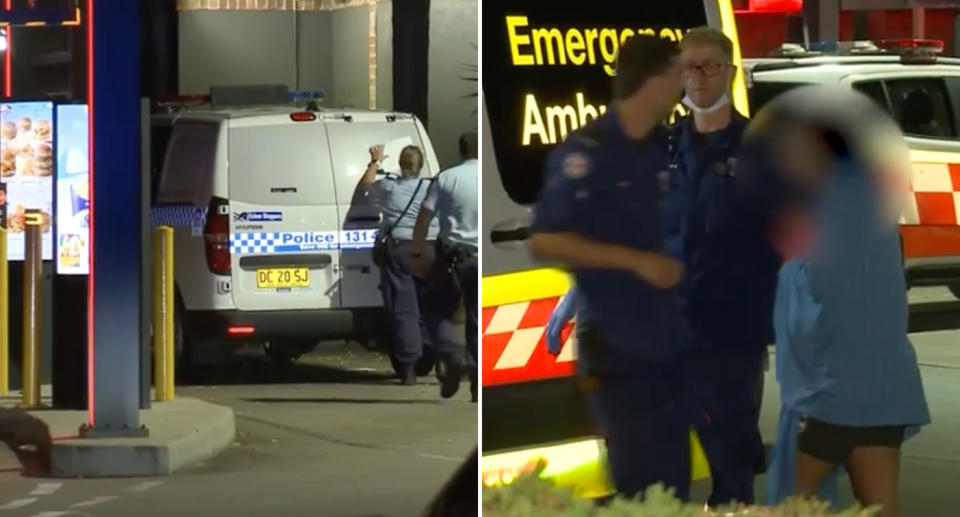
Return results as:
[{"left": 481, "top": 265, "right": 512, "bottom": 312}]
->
[{"left": 482, "top": 462, "right": 880, "bottom": 517}]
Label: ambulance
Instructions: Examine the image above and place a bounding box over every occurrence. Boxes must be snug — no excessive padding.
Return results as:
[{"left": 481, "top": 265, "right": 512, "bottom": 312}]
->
[
  {"left": 481, "top": 0, "right": 747, "bottom": 497},
  {"left": 150, "top": 91, "right": 440, "bottom": 374},
  {"left": 744, "top": 39, "right": 960, "bottom": 298}
]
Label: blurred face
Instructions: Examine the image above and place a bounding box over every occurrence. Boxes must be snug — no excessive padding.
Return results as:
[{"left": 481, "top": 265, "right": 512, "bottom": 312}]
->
[
  {"left": 771, "top": 122, "right": 829, "bottom": 191},
  {"left": 681, "top": 44, "right": 734, "bottom": 108}
]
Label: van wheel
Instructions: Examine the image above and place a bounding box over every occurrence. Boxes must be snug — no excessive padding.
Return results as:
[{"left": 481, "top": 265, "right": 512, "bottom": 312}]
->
[{"left": 173, "top": 304, "right": 195, "bottom": 382}]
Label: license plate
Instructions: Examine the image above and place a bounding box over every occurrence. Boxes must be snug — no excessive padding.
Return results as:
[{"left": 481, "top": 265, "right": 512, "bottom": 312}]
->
[{"left": 256, "top": 267, "right": 310, "bottom": 289}]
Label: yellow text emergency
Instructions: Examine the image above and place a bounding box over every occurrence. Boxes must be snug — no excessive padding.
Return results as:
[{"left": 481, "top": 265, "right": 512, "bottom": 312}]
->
[{"left": 506, "top": 16, "right": 686, "bottom": 76}]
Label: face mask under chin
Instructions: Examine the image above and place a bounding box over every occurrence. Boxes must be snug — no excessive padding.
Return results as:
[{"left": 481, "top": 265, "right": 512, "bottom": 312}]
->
[{"left": 682, "top": 92, "right": 730, "bottom": 115}]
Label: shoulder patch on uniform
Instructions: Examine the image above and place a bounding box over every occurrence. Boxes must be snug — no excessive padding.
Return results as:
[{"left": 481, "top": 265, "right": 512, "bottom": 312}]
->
[{"left": 563, "top": 152, "right": 591, "bottom": 179}]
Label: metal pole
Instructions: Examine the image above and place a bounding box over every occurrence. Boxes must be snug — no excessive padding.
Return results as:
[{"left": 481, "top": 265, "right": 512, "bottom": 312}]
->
[
  {"left": 0, "top": 226, "right": 8, "bottom": 396},
  {"left": 21, "top": 216, "right": 42, "bottom": 408},
  {"left": 152, "top": 227, "right": 174, "bottom": 401},
  {"left": 81, "top": 0, "right": 148, "bottom": 439}
]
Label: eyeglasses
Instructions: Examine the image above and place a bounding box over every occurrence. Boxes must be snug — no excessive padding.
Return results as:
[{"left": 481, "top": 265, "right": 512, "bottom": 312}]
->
[{"left": 681, "top": 62, "right": 729, "bottom": 78}]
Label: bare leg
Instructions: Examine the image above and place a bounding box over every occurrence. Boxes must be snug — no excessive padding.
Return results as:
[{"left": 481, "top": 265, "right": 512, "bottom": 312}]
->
[
  {"left": 846, "top": 446, "right": 901, "bottom": 517},
  {"left": 795, "top": 451, "right": 836, "bottom": 499}
]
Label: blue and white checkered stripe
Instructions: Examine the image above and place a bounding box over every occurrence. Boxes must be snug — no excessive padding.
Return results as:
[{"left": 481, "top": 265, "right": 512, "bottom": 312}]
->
[
  {"left": 230, "top": 232, "right": 283, "bottom": 254},
  {"left": 151, "top": 205, "right": 208, "bottom": 228},
  {"left": 230, "top": 230, "right": 378, "bottom": 254}
]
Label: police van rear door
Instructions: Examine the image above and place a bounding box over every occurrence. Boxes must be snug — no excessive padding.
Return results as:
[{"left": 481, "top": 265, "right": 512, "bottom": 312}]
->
[
  {"left": 322, "top": 112, "right": 440, "bottom": 309},
  {"left": 228, "top": 114, "right": 342, "bottom": 311}
]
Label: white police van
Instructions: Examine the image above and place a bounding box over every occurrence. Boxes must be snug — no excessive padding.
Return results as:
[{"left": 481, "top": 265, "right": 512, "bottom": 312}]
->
[
  {"left": 151, "top": 93, "right": 439, "bottom": 370},
  {"left": 745, "top": 39, "right": 960, "bottom": 300}
]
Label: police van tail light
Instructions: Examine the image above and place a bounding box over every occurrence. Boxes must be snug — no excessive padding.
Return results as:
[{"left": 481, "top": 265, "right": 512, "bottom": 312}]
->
[{"left": 204, "top": 198, "right": 231, "bottom": 276}]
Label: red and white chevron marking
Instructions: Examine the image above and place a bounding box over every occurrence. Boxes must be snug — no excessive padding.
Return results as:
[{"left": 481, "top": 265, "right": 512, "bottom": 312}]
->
[
  {"left": 902, "top": 162, "right": 960, "bottom": 225},
  {"left": 482, "top": 297, "right": 578, "bottom": 387}
]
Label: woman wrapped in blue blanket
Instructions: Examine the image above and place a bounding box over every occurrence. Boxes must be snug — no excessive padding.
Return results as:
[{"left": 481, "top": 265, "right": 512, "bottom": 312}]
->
[{"left": 755, "top": 86, "right": 929, "bottom": 517}]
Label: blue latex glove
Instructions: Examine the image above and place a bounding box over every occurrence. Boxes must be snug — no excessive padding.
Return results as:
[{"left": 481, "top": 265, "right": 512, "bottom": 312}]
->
[{"left": 545, "top": 287, "right": 578, "bottom": 355}]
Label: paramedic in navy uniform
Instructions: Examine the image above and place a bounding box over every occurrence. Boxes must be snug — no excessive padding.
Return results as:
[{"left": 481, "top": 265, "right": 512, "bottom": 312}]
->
[
  {"left": 528, "top": 35, "right": 694, "bottom": 500},
  {"left": 355, "top": 145, "right": 439, "bottom": 385},
  {"left": 667, "top": 27, "right": 782, "bottom": 507}
]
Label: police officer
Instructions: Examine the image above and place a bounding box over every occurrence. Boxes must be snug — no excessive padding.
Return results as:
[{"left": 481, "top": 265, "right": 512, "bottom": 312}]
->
[
  {"left": 411, "top": 133, "right": 479, "bottom": 402},
  {"left": 355, "top": 144, "right": 439, "bottom": 385},
  {"left": 529, "top": 35, "right": 693, "bottom": 499},
  {"left": 670, "top": 27, "right": 781, "bottom": 507}
]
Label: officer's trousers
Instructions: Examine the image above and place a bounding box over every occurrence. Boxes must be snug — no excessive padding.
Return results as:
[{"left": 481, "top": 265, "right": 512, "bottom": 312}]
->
[
  {"left": 691, "top": 346, "right": 767, "bottom": 506},
  {"left": 578, "top": 328, "right": 693, "bottom": 501},
  {"left": 422, "top": 244, "right": 478, "bottom": 382},
  {"left": 379, "top": 240, "right": 434, "bottom": 368}
]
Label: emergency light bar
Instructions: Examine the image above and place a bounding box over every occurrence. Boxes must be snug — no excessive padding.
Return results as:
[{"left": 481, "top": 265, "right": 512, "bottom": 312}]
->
[{"left": 772, "top": 39, "right": 945, "bottom": 63}]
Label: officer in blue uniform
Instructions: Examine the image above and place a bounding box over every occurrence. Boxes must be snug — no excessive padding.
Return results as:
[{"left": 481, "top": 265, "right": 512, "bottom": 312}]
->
[
  {"left": 529, "top": 35, "right": 693, "bottom": 500},
  {"left": 670, "top": 28, "right": 781, "bottom": 507}
]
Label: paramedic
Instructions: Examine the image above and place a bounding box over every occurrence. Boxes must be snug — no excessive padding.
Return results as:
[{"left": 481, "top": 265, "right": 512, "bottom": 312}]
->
[
  {"left": 528, "top": 35, "right": 693, "bottom": 500},
  {"left": 411, "top": 132, "right": 479, "bottom": 402},
  {"left": 355, "top": 144, "right": 438, "bottom": 385},
  {"left": 670, "top": 27, "right": 780, "bottom": 506}
]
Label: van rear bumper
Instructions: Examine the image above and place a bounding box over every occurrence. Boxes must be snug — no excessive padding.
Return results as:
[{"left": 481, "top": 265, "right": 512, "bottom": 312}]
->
[{"left": 184, "top": 308, "right": 383, "bottom": 342}]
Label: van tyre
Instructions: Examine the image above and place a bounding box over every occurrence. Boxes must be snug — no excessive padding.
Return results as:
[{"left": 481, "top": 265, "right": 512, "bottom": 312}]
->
[{"left": 173, "top": 303, "right": 195, "bottom": 382}]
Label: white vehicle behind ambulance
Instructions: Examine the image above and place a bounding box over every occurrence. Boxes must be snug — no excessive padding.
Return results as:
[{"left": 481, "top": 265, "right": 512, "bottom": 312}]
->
[{"left": 151, "top": 90, "right": 439, "bottom": 371}]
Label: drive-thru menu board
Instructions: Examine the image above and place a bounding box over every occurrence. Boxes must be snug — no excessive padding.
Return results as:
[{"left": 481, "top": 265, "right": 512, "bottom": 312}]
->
[
  {"left": 0, "top": 101, "right": 55, "bottom": 261},
  {"left": 55, "top": 103, "right": 89, "bottom": 275}
]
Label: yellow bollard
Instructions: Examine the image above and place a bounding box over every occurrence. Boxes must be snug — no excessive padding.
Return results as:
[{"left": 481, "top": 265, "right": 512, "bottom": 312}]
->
[
  {"left": 21, "top": 213, "right": 42, "bottom": 409},
  {"left": 0, "top": 226, "right": 8, "bottom": 396},
  {"left": 152, "top": 226, "right": 175, "bottom": 401}
]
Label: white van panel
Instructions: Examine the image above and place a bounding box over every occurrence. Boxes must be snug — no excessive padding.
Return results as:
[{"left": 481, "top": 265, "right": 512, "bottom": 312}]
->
[
  {"left": 228, "top": 122, "right": 343, "bottom": 311},
  {"left": 156, "top": 121, "right": 234, "bottom": 311},
  {"left": 324, "top": 116, "right": 437, "bottom": 308}
]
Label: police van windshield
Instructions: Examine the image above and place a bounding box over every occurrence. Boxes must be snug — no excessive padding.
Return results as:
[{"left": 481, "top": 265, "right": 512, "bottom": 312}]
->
[{"left": 483, "top": 1, "right": 712, "bottom": 205}]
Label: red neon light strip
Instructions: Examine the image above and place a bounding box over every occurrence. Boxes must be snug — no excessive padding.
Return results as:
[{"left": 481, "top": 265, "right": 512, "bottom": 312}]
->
[
  {"left": 4, "top": 0, "right": 11, "bottom": 98},
  {"left": 86, "top": 0, "right": 95, "bottom": 427}
]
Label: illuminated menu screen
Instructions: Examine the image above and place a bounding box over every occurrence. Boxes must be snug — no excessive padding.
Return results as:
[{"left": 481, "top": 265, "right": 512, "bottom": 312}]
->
[
  {"left": 0, "top": 101, "right": 55, "bottom": 261},
  {"left": 55, "top": 104, "right": 90, "bottom": 275},
  {"left": 483, "top": 1, "right": 708, "bottom": 205}
]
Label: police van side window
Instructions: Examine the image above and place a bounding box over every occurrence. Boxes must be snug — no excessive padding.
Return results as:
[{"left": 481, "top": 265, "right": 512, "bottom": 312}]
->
[
  {"left": 150, "top": 124, "right": 174, "bottom": 205},
  {"left": 157, "top": 124, "right": 218, "bottom": 206},
  {"left": 884, "top": 78, "right": 956, "bottom": 139}
]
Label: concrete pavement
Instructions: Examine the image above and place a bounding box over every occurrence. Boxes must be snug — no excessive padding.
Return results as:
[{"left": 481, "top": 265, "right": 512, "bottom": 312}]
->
[{"left": 0, "top": 343, "right": 477, "bottom": 517}]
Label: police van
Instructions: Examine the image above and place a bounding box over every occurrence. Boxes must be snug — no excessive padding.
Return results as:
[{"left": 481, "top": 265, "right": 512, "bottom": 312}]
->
[
  {"left": 481, "top": 0, "right": 745, "bottom": 497},
  {"left": 745, "top": 39, "right": 960, "bottom": 299},
  {"left": 151, "top": 92, "right": 439, "bottom": 371}
]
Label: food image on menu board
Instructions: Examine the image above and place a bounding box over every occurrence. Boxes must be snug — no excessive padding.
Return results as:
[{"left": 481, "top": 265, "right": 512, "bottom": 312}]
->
[
  {"left": 0, "top": 116, "right": 54, "bottom": 178},
  {"left": 6, "top": 204, "right": 52, "bottom": 234},
  {"left": 59, "top": 233, "right": 86, "bottom": 268}
]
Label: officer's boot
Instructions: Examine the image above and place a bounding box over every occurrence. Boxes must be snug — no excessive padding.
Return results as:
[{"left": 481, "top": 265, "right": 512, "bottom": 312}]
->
[
  {"left": 400, "top": 364, "right": 417, "bottom": 386},
  {"left": 439, "top": 354, "right": 464, "bottom": 399}
]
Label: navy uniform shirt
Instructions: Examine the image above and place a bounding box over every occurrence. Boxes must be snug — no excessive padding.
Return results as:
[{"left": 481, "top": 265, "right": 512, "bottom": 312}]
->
[
  {"left": 665, "top": 113, "right": 781, "bottom": 352},
  {"left": 530, "top": 110, "right": 689, "bottom": 367}
]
